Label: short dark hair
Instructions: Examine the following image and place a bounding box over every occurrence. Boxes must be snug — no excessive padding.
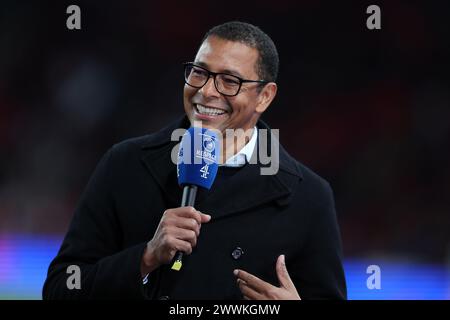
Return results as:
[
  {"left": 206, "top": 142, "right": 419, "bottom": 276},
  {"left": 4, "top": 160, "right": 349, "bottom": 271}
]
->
[{"left": 201, "top": 21, "right": 279, "bottom": 82}]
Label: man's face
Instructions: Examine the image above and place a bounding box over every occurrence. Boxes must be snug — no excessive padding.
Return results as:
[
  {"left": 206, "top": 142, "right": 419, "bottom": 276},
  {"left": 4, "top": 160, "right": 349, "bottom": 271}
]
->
[{"left": 183, "top": 36, "right": 274, "bottom": 133}]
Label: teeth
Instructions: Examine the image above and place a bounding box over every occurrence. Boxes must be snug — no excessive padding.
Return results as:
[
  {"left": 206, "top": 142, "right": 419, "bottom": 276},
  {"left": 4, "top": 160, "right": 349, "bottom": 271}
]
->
[{"left": 196, "top": 104, "right": 226, "bottom": 116}]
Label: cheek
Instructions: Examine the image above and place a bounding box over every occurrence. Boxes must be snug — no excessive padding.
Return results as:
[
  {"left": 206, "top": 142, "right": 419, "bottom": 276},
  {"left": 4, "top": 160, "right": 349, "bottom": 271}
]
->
[
  {"left": 183, "top": 85, "right": 196, "bottom": 101},
  {"left": 183, "top": 88, "right": 195, "bottom": 116},
  {"left": 228, "top": 98, "right": 251, "bottom": 119}
]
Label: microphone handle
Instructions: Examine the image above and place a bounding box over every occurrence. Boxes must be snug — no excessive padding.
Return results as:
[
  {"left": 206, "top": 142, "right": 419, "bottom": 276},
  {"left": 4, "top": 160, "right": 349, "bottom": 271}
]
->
[
  {"left": 181, "top": 185, "right": 198, "bottom": 207},
  {"left": 171, "top": 185, "right": 198, "bottom": 271}
]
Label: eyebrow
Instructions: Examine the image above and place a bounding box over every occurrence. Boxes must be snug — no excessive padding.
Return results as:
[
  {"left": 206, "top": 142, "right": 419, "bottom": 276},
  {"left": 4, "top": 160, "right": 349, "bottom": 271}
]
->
[{"left": 194, "top": 61, "right": 245, "bottom": 79}]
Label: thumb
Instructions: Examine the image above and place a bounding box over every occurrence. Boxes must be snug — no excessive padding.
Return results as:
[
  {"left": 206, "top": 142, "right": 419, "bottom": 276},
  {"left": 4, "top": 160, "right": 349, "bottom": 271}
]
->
[{"left": 276, "top": 255, "right": 294, "bottom": 289}]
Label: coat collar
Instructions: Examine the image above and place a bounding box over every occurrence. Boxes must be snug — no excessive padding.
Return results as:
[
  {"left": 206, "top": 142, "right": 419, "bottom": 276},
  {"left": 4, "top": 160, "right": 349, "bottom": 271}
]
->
[{"left": 140, "top": 116, "right": 303, "bottom": 219}]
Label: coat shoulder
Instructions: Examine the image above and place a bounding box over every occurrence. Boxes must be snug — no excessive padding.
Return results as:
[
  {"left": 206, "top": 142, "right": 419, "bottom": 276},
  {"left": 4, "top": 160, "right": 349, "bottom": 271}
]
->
[
  {"left": 112, "top": 134, "right": 153, "bottom": 153},
  {"left": 111, "top": 116, "right": 189, "bottom": 155},
  {"left": 110, "top": 124, "right": 173, "bottom": 156}
]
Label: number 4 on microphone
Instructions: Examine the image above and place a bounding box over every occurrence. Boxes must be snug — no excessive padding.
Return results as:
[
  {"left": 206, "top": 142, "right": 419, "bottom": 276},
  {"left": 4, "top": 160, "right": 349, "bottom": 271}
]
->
[{"left": 200, "top": 164, "right": 210, "bottom": 179}]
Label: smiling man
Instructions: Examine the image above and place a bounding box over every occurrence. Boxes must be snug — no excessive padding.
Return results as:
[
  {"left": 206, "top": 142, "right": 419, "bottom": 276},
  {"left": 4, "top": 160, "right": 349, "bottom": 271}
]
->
[{"left": 43, "top": 21, "right": 347, "bottom": 300}]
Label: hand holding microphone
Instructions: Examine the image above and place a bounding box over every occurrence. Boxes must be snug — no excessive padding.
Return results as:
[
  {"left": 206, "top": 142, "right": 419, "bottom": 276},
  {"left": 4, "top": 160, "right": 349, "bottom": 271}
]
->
[
  {"left": 141, "top": 206, "right": 211, "bottom": 275},
  {"left": 141, "top": 127, "right": 220, "bottom": 275}
]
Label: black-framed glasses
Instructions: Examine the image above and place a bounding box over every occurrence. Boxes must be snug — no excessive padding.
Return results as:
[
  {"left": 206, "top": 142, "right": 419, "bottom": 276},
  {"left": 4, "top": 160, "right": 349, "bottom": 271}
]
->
[{"left": 183, "top": 62, "right": 269, "bottom": 97}]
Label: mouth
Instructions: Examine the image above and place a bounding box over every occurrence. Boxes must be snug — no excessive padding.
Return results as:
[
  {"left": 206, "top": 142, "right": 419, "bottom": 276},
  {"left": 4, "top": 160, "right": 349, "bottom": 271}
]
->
[{"left": 193, "top": 103, "right": 228, "bottom": 118}]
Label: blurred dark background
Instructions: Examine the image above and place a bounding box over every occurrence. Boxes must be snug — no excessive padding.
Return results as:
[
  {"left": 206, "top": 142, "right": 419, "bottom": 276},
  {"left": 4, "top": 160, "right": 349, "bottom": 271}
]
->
[{"left": 1, "top": 0, "right": 449, "bottom": 273}]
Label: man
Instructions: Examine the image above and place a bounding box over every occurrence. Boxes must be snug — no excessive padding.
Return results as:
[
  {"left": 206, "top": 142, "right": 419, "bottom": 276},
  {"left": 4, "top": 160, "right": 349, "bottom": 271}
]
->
[{"left": 43, "top": 21, "right": 347, "bottom": 300}]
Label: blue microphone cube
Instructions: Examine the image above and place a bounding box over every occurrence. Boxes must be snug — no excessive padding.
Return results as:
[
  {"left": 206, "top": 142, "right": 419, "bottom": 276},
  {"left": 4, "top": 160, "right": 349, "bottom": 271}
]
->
[{"left": 177, "top": 127, "right": 220, "bottom": 190}]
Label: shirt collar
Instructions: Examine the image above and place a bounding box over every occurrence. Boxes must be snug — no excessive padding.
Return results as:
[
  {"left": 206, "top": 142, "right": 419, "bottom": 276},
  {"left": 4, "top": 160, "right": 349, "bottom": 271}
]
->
[{"left": 221, "top": 127, "right": 258, "bottom": 167}]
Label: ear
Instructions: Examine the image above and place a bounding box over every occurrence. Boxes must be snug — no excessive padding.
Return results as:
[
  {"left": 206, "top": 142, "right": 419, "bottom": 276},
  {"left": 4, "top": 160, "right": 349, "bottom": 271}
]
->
[{"left": 255, "top": 82, "right": 277, "bottom": 114}]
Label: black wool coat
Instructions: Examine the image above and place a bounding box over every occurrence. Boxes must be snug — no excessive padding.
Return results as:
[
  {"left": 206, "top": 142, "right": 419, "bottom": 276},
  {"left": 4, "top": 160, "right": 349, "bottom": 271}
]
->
[{"left": 43, "top": 116, "right": 347, "bottom": 300}]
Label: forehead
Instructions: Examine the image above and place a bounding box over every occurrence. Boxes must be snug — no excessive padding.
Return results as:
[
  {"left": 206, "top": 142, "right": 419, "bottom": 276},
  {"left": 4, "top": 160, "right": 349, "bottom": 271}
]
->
[{"left": 194, "top": 36, "right": 259, "bottom": 78}]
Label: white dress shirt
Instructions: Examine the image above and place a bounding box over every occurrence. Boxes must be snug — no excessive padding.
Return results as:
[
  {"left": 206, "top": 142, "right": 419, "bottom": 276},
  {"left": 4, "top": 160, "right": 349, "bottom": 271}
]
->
[{"left": 221, "top": 127, "right": 258, "bottom": 167}]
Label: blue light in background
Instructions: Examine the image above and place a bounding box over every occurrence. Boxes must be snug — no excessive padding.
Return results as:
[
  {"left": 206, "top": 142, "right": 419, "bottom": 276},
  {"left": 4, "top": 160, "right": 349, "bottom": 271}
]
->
[
  {"left": 345, "top": 259, "right": 450, "bottom": 299},
  {"left": 0, "top": 234, "right": 61, "bottom": 299},
  {"left": 0, "top": 234, "right": 449, "bottom": 299}
]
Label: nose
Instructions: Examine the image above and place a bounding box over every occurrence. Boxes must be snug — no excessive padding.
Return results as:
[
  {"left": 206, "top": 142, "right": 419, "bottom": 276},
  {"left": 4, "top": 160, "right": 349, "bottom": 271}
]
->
[{"left": 199, "top": 76, "right": 220, "bottom": 98}]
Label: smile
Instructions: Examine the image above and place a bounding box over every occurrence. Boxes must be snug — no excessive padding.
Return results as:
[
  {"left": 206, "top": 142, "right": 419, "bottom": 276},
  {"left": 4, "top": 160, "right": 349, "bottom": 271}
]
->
[{"left": 194, "top": 104, "right": 227, "bottom": 116}]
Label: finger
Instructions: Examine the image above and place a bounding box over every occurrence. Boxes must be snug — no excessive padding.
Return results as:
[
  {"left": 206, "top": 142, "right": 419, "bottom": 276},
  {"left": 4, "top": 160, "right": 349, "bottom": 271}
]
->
[
  {"left": 172, "top": 227, "right": 198, "bottom": 247},
  {"left": 175, "top": 207, "right": 203, "bottom": 224},
  {"left": 234, "top": 269, "right": 268, "bottom": 293},
  {"left": 237, "top": 279, "right": 265, "bottom": 300},
  {"left": 174, "top": 218, "right": 201, "bottom": 236},
  {"left": 175, "top": 207, "right": 211, "bottom": 225},
  {"left": 200, "top": 212, "right": 212, "bottom": 223},
  {"left": 276, "top": 255, "right": 295, "bottom": 289},
  {"left": 171, "top": 238, "right": 193, "bottom": 255}
]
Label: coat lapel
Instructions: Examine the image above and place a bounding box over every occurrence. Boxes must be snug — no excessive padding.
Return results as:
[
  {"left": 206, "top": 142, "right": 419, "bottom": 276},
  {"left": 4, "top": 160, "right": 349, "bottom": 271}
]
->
[
  {"left": 194, "top": 163, "right": 293, "bottom": 220},
  {"left": 140, "top": 117, "right": 189, "bottom": 206},
  {"left": 141, "top": 141, "right": 180, "bottom": 206}
]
